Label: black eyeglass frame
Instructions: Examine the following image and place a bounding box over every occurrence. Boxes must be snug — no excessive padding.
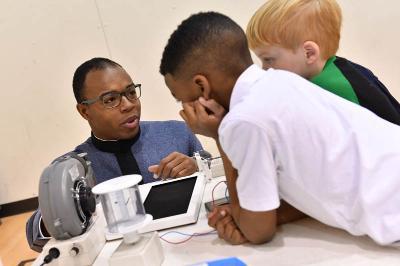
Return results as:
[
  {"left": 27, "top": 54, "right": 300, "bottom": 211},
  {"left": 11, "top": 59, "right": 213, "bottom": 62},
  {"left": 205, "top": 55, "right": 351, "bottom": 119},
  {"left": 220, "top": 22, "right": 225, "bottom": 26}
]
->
[{"left": 80, "top": 83, "right": 141, "bottom": 108}]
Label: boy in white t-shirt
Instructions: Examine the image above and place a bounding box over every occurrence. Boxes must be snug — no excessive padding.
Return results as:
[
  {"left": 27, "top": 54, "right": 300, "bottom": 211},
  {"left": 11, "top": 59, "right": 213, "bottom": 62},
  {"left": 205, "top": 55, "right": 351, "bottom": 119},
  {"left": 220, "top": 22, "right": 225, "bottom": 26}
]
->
[{"left": 159, "top": 12, "right": 400, "bottom": 246}]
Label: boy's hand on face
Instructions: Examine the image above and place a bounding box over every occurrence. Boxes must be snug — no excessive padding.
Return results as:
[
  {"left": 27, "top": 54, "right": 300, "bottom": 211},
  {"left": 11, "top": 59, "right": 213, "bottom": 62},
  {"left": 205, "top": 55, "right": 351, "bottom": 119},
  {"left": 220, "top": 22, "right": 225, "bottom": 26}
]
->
[
  {"left": 180, "top": 97, "right": 226, "bottom": 140},
  {"left": 208, "top": 204, "right": 248, "bottom": 245},
  {"left": 148, "top": 152, "right": 197, "bottom": 180}
]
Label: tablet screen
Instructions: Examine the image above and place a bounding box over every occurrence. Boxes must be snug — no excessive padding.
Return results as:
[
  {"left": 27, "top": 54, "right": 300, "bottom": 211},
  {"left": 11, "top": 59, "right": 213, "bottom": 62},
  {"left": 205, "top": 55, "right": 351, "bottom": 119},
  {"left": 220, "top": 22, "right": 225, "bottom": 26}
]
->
[{"left": 143, "top": 176, "right": 197, "bottom": 220}]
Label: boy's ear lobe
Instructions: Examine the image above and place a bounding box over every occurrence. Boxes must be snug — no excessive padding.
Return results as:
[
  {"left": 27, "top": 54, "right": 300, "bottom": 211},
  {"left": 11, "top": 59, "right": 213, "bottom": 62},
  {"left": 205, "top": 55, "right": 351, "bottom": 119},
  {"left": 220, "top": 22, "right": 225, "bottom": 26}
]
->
[
  {"left": 303, "top": 41, "right": 320, "bottom": 64},
  {"left": 76, "top": 103, "right": 89, "bottom": 121},
  {"left": 193, "top": 74, "right": 211, "bottom": 100}
]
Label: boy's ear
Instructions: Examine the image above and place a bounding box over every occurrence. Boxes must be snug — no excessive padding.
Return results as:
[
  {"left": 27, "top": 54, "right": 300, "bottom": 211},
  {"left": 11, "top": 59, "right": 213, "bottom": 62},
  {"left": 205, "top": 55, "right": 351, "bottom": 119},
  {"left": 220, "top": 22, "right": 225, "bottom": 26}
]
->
[
  {"left": 76, "top": 103, "right": 89, "bottom": 121},
  {"left": 303, "top": 41, "right": 321, "bottom": 65},
  {"left": 193, "top": 74, "right": 211, "bottom": 100}
]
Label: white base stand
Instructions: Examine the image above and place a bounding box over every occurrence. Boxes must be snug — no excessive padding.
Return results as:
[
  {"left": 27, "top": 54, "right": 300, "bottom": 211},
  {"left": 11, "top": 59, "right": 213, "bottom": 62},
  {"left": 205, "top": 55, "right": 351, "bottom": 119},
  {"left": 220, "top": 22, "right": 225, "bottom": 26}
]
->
[
  {"left": 42, "top": 214, "right": 106, "bottom": 266},
  {"left": 210, "top": 157, "right": 225, "bottom": 178},
  {"left": 109, "top": 231, "right": 164, "bottom": 266}
]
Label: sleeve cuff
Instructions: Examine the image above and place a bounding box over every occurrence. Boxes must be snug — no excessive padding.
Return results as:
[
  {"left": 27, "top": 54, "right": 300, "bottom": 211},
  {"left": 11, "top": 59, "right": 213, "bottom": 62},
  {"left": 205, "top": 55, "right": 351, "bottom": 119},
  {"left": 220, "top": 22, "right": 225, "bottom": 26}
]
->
[
  {"left": 38, "top": 216, "right": 51, "bottom": 239},
  {"left": 238, "top": 195, "right": 280, "bottom": 212}
]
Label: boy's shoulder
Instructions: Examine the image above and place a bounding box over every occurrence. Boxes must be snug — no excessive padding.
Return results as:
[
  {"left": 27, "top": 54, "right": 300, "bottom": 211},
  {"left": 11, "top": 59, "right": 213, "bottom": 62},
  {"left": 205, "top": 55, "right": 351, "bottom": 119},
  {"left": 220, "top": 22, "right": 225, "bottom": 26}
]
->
[
  {"left": 334, "top": 56, "right": 389, "bottom": 93},
  {"left": 321, "top": 56, "right": 400, "bottom": 125},
  {"left": 333, "top": 56, "right": 376, "bottom": 82}
]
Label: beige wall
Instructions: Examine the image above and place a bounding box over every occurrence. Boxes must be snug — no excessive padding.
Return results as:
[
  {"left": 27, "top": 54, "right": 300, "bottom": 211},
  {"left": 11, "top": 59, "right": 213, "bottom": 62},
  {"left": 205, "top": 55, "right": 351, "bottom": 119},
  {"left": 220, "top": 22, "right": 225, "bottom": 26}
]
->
[{"left": 0, "top": 0, "right": 399, "bottom": 204}]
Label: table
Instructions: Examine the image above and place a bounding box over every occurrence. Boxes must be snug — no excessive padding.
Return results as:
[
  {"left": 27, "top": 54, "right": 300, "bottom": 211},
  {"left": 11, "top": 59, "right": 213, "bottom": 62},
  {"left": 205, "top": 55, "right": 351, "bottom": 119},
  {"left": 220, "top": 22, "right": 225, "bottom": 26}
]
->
[{"left": 34, "top": 176, "right": 400, "bottom": 265}]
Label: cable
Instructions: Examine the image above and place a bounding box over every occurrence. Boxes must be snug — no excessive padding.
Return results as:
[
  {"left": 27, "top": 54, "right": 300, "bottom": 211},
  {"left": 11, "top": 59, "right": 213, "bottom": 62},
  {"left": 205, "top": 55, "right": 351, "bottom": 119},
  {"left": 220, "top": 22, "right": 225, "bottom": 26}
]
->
[
  {"left": 40, "top": 248, "right": 60, "bottom": 265},
  {"left": 211, "top": 180, "right": 227, "bottom": 207},
  {"left": 159, "top": 179, "right": 227, "bottom": 245},
  {"left": 225, "top": 186, "right": 229, "bottom": 201},
  {"left": 159, "top": 230, "right": 217, "bottom": 244}
]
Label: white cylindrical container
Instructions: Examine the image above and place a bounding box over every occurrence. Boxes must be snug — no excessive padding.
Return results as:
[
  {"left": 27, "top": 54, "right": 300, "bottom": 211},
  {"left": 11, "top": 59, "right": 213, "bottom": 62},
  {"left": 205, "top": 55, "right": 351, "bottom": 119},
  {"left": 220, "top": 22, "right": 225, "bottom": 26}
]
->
[{"left": 92, "top": 175, "right": 152, "bottom": 241}]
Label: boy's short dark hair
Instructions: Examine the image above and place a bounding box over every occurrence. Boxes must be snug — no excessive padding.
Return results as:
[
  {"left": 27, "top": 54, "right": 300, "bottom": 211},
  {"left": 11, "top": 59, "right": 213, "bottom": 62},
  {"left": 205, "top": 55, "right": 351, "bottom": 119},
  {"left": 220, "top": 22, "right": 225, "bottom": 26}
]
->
[
  {"left": 160, "top": 11, "right": 251, "bottom": 78},
  {"left": 73, "top": 57, "right": 121, "bottom": 103}
]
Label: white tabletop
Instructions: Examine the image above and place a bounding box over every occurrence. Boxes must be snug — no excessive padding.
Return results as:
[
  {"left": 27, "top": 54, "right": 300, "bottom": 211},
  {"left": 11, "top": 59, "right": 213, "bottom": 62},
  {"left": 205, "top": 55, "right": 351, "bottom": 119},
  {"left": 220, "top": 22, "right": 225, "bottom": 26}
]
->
[
  {"left": 96, "top": 176, "right": 400, "bottom": 265},
  {"left": 35, "top": 176, "right": 400, "bottom": 265}
]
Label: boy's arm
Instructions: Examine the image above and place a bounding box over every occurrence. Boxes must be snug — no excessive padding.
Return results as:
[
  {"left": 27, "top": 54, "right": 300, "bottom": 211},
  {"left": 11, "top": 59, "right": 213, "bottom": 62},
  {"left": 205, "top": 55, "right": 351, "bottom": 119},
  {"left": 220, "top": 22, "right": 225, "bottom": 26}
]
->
[
  {"left": 208, "top": 199, "right": 307, "bottom": 244},
  {"left": 215, "top": 141, "right": 277, "bottom": 244},
  {"left": 180, "top": 99, "right": 282, "bottom": 244},
  {"left": 277, "top": 200, "right": 307, "bottom": 224},
  {"left": 207, "top": 204, "right": 248, "bottom": 245}
]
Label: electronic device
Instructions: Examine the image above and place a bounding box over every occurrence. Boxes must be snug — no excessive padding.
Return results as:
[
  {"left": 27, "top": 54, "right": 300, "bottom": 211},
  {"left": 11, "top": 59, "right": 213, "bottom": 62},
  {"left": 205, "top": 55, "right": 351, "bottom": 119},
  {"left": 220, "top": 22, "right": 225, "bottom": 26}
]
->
[
  {"left": 37, "top": 155, "right": 165, "bottom": 266},
  {"left": 37, "top": 153, "right": 210, "bottom": 266},
  {"left": 138, "top": 173, "right": 206, "bottom": 233},
  {"left": 39, "top": 153, "right": 97, "bottom": 240},
  {"left": 204, "top": 196, "right": 230, "bottom": 213},
  {"left": 194, "top": 152, "right": 225, "bottom": 180},
  {"left": 38, "top": 153, "right": 105, "bottom": 265},
  {"left": 92, "top": 175, "right": 164, "bottom": 266}
]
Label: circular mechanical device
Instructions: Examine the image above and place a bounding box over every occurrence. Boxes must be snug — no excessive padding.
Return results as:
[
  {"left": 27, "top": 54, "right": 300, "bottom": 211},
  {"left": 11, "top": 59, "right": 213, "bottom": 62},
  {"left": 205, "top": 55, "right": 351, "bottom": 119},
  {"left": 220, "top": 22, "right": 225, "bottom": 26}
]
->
[{"left": 38, "top": 153, "right": 97, "bottom": 240}]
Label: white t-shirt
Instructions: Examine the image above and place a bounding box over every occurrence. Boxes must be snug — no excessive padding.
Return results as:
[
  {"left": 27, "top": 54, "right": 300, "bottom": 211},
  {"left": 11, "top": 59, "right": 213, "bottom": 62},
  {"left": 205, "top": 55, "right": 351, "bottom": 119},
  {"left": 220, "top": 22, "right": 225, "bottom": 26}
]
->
[{"left": 219, "top": 64, "right": 400, "bottom": 245}]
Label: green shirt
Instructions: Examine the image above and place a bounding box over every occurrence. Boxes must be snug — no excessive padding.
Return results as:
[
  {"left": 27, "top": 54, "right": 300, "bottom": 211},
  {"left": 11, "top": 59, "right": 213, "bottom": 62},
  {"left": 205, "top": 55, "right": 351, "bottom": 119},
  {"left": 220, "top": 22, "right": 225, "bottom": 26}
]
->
[{"left": 311, "top": 56, "right": 359, "bottom": 104}]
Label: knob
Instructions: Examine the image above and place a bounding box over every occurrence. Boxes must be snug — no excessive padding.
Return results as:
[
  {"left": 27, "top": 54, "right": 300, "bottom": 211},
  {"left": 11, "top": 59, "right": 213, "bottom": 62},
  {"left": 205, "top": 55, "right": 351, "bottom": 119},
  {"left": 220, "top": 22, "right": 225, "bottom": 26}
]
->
[{"left": 69, "top": 246, "right": 80, "bottom": 257}]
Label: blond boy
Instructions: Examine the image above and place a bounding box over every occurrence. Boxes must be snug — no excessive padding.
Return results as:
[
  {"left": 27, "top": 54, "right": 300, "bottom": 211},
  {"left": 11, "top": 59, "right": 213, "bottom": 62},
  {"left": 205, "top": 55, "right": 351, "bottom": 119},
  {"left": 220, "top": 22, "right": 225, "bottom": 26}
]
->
[{"left": 247, "top": 0, "right": 400, "bottom": 125}]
